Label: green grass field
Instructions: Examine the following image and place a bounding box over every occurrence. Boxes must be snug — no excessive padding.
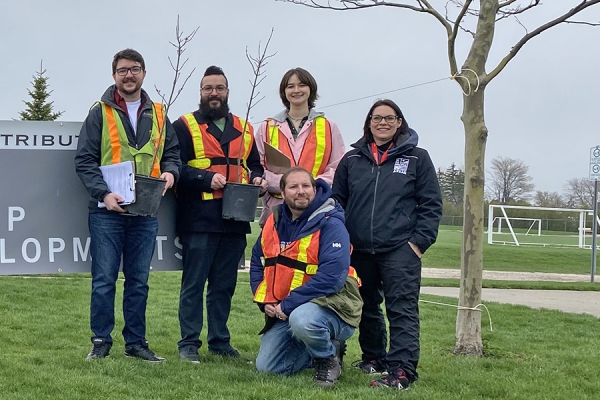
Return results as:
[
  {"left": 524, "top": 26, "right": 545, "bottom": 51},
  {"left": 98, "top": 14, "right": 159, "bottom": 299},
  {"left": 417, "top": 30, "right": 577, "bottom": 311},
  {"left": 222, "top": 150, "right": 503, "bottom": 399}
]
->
[
  {"left": 1, "top": 272, "right": 599, "bottom": 399},
  {"left": 245, "top": 224, "right": 598, "bottom": 275}
]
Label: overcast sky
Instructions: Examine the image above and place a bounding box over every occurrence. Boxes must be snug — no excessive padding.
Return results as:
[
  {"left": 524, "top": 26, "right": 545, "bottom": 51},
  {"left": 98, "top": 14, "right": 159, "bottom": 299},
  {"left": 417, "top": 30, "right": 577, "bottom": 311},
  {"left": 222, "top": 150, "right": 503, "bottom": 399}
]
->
[{"left": 1, "top": 0, "right": 599, "bottom": 195}]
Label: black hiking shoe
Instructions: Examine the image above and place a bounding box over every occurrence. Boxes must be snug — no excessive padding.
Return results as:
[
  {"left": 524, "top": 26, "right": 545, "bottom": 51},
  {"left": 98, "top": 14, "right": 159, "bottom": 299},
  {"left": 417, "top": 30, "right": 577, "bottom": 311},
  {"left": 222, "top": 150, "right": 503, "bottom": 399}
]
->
[
  {"left": 85, "top": 338, "right": 111, "bottom": 360},
  {"left": 332, "top": 340, "right": 346, "bottom": 368},
  {"left": 370, "top": 367, "right": 410, "bottom": 390},
  {"left": 124, "top": 340, "right": 165, "bottom": 362},
  {"left": 313, "top": 356, "right": 342, "bottom": 388}
]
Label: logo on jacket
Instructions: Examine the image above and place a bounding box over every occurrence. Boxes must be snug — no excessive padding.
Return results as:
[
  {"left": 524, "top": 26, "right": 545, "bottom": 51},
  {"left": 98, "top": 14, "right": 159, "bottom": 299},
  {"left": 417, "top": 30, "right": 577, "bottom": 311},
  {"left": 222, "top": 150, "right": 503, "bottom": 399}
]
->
[
  {"left": 332, "top": 242, "right": 342, "bottom": 248},
  {"left": 393, "top": 158, "right": 410, "bottom": 174}
]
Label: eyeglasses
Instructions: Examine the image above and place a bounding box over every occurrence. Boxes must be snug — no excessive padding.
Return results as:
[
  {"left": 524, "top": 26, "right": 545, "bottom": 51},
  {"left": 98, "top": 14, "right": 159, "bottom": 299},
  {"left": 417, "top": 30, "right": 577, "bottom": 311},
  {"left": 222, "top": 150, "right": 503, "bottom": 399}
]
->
[
  {"left": 201, "top": 85, "right": 228, "bottom": 94},
  {"left": 371, "top": 115, "right": 399, "bottom": 124},
  {"left": 115, "top": 66, "right": 143, "bottom": 76}
]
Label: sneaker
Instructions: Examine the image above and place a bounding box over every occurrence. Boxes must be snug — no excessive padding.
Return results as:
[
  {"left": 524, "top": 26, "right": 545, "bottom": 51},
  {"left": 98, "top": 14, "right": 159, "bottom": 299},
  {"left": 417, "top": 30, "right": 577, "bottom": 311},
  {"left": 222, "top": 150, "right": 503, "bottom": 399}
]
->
[
  {"left": 209, "top": 347, "right": 253, "bottom": 363},
  {"left": 209, "top": 348, "right": 240, "bottom": 358},
  {"left": 313, "top": 357, "right": 342, "bottom": 388},
  {"left": 352, "top": 359, "right": 387, "bottom": 375},
  {"left": 86, "top": 338, "right": 111, "bottom": 360},
  {"left": 332, "top": 340, "right": 347, "bottom": 368},
  {"left": 179, "top": 346, "right": 200, "bottom": 364},
  {"left": 370, "top": 368, "right": 410, "bottom": 390},
  {"left": 124, "top": 340, "right": 165, "bottom": 363}
]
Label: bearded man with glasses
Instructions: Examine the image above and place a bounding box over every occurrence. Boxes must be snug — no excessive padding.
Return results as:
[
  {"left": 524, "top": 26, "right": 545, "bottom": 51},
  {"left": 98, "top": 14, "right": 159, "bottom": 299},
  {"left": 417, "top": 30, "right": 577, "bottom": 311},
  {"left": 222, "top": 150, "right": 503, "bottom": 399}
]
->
[
  {"left": 75, "top": 48, "right": 181, "bottom": 362},
  {"left": 172, "top": 66, "right": 266, "bottom": 363}
]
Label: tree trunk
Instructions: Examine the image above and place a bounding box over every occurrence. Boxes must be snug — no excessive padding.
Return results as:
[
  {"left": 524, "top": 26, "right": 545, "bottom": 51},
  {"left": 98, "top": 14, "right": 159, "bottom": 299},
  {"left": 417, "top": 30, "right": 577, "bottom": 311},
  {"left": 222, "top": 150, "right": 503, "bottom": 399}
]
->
[{"left": 455, "top": 87, "right": 487, "bottom": 356}]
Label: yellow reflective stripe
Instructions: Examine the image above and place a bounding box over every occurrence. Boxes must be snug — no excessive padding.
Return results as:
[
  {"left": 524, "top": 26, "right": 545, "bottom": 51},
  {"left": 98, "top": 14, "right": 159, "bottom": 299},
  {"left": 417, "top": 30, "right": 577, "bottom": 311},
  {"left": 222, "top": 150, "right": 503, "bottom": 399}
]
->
[
  {"left": 182, "top": 113, "right": 205, "bottom": 159},
  {"left": 289, "top": 269, "right": 305, "bottom": 291},
  {"left": 254, "top": 280, "right": 267, "bottom": 302},
  {"left": 290, "top": 234, "right": 312, "bottom": 290},
  {"left": 182, "top": 113, "right": 212, "bottom": 200},
  {"left": 312, "top": 117, "right": 327, "bottom": 177},
  {"left": 269, "top": 124, "right": 279, "bottom": 148},
  {"left": 242, "top": 128, "right": 252, "bottom": 184},
  {"left": 297, "top": 235, "right": 312, "bottom": 263},
  {"left": 306, "top": 264, "right": 318, "bottom": 275},
  {"left": 150, "top": 102, "right": 165, "bottom": 177}
]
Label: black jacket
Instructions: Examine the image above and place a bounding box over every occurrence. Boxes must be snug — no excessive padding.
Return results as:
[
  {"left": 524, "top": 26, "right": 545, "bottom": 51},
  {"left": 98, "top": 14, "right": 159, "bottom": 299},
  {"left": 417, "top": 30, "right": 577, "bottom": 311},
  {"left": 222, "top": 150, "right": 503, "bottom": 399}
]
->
[
  {"left": 332, "top": 129, "right": 442, "bottom": 254},
  {"left": 173, "top": 111, "right": 264, "bottom": 234},
  {"left": 74, "top": 85, "right": 181, "bottom": 212}
]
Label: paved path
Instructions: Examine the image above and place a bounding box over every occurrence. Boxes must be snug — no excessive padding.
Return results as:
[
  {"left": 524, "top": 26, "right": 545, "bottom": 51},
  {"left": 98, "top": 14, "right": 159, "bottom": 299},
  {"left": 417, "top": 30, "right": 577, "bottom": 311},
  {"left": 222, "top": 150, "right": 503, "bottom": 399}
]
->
[
  {"left": 421, "top": 267, "right": 597, "bottom": 283},
  {"left": 242, "top": 264, "right": 600, "bottom": 317},
  {"left": 422, "top": 269, "right": 600, "bottom": 318},
  {"left": 420, "top": 287, "right": 600, "bottom": 318}
]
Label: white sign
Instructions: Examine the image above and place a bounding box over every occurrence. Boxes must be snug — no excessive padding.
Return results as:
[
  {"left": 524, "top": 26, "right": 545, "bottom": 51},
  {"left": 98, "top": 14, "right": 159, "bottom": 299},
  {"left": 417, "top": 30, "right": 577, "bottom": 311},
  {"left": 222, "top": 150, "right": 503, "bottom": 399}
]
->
[{"left": 590, "top": 145, "right": 600, "bottom": 180}]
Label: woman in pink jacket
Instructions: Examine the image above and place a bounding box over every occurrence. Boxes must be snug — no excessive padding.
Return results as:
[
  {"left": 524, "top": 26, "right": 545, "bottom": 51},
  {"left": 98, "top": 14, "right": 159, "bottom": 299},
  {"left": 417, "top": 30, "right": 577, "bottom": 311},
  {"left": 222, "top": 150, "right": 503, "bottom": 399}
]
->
[{"left": 255, "top": 67, "right": 346, "bottom": 226}]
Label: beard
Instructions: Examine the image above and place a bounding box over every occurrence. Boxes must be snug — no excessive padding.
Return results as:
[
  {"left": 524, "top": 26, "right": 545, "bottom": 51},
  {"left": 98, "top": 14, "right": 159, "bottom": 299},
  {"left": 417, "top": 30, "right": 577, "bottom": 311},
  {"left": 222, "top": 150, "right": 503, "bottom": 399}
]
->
[
  {"left": 199, "top": 95, "right": 230, "bottom": 120},
  {"left": 116, "top": 77, "right": 142, "bottom": 97},
  {"left": 285, "top": 196, "right": 311, "bottom": 212}
]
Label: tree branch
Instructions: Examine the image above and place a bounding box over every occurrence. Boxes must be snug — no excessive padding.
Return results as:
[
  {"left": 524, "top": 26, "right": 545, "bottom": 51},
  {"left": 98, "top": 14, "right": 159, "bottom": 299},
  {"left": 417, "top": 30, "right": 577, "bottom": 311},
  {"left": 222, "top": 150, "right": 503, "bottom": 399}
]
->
[
  {"left": 151, "top": 15, "right": 199, "bottom": 176},
  {"left": 448, "top": 0, "right": 474, "bottom": 76},
  {"left": 235, "top": 28, "right": 277, "bottom": 182},
  {"left": 498, "top": 0, "right": 519, "bottom": 7},
  {"left": 279, "top": 0, "right": 461, "bottom": 73},
  {"left": 487, "top": 0, "right": 600, "bottom": 82},
  {"left": 565, "top": 19, "right": 600, "bottom": 26},
  {"left": 277, "top": 0, "right": 424, "bottom": 12},
  {"left": 497, "top": 0, "right": 541, "bottom": 22}
]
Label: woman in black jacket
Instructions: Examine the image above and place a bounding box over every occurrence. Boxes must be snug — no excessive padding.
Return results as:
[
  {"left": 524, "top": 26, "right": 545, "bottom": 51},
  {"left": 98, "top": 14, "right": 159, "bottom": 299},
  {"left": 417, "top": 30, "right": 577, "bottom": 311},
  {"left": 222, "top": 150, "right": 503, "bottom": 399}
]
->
[{"left": 332, "top": 99, "right": 442, "bottom": 390}]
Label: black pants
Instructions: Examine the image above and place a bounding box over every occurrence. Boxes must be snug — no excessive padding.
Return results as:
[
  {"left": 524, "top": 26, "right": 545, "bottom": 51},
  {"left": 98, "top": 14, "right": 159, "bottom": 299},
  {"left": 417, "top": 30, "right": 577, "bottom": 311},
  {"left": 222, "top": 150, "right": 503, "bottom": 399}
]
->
[
  {"left": 352, "top": 242, "right": 422, "bottom": 381},
  {"left": 177, "top": 232, "right": 246, "bottom": 352}
]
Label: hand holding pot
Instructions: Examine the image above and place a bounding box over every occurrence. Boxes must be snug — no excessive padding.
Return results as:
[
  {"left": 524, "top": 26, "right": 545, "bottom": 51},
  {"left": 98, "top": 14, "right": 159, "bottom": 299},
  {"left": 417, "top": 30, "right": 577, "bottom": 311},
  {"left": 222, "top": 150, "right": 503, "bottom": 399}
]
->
[
  {"left": 211, "top": 173, "right": 227, "bottom": 190},
  {"left": 103, "top": 192, "right": 125, "bottom": 213},
  {"left": 252, "top": 176, "right": 268, "bottom": 194},
  {"left": 159, "top": 172, "right": 175, "bottom": 196}
]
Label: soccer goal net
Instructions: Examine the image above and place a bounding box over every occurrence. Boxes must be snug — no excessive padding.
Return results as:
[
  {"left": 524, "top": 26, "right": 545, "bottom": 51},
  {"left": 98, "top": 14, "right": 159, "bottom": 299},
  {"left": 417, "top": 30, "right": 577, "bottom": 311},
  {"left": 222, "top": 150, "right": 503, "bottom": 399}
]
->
[{"left": 487, "top": 204, "right": 600, "bottom": 248}]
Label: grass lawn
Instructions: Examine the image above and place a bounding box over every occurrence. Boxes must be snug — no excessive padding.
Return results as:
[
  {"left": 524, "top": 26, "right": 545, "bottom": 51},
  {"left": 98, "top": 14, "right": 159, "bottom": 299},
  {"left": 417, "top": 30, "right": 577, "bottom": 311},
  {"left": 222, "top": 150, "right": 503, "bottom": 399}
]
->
[
  {"left": 424, "top": 226, "right": 596, "bottom": 274},
  {"left": 246, "top": 223, "right": 597, "bottom": 275},
  {"left": 1, "top": 272, "right": 599, "bottom": 399}
]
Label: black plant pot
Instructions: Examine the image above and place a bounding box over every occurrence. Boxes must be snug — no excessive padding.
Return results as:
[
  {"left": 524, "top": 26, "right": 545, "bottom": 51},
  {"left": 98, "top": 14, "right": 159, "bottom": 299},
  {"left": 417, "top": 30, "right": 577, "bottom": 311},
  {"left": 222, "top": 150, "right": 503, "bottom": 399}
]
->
[
  {"left": 222, "top": 183, "right": 260, "bottom": 222},
  {"left": 124, "top": 175, "right": 166, "bottom": 217}
]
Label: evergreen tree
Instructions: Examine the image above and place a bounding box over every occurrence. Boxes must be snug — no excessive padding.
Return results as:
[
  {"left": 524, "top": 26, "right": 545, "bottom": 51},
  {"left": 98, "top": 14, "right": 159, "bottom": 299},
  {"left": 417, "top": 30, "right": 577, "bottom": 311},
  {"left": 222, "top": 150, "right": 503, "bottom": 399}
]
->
[
  {"left": 19, "top": 61, "right": 63, "bottom": 121},
  {"left": 439, "top": 163, "right": 465, "bottom": 207}
]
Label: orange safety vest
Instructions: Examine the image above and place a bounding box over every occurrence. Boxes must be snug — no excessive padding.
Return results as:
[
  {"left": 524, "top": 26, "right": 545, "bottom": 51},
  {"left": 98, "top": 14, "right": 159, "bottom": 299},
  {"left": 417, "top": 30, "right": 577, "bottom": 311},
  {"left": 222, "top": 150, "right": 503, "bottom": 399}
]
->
[
  {"left": 181, "top": 114, "right": 254, "bottom": 200},
  {"left": 266, "top": 116, "right": 332, "bottom": 178},
  {"left": 253, "top": 212, "right": 360, "bottom": 304}
]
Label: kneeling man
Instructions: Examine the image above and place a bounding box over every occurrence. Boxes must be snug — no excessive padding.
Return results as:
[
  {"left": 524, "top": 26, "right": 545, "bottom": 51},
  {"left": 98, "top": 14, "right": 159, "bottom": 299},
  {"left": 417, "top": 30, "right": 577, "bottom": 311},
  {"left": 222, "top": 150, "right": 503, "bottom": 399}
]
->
[{"left": 250, "top": 167, "right": 362, "bottom": 388}]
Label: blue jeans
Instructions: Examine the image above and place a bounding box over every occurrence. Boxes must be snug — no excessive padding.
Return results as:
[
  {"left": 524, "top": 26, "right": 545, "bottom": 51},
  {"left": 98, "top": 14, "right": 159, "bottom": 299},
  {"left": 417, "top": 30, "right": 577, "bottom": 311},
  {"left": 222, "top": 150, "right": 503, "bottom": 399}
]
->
[
  {"left": 178, "top": 232, "right": 246, "bottom": 352},
  {"left": 255, "top": 302, "right": 355, "bottom": 375},
  {"left": 89, "top": 212, "right": 158, "bottom": 347}
]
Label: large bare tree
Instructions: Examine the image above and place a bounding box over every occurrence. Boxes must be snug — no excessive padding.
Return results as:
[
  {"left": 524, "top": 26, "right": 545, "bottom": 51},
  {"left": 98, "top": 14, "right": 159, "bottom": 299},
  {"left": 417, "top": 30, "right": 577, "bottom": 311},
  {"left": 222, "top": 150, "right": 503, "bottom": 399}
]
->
[
  {"left": 564, "top": 177, "right": 596, "bottom": 209},
  {"left": 278, "top": 0, "right": 600, "bottom": 356},
  {"left": 488, "top": 157, "right": 534, "bottom": 203}
]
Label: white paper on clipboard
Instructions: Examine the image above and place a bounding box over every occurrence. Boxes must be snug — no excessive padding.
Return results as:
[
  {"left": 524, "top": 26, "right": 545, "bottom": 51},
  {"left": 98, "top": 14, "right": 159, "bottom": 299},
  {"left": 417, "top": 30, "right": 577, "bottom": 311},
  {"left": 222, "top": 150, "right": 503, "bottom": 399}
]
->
[{"left": 98, "top": 161, "right": 136, "bottom": 207}]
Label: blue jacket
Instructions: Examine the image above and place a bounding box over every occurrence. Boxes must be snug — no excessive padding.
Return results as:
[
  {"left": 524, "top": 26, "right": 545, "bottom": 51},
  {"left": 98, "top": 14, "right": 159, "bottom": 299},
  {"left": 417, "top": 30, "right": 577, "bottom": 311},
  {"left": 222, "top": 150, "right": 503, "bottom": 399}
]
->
[{"left": 250, "top": 179, "right": 351, "bottom": 316}]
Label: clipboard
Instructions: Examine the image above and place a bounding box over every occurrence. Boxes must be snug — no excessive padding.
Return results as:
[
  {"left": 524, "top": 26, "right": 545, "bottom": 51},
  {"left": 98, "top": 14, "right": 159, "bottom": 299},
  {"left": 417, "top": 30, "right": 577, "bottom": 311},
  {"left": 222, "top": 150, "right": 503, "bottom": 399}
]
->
[
  {"left": 98, "top": 161, "right": 136, "bottom": 207},
  {"left": 264, "top": 142, "right": 292, "bottom": 175}
]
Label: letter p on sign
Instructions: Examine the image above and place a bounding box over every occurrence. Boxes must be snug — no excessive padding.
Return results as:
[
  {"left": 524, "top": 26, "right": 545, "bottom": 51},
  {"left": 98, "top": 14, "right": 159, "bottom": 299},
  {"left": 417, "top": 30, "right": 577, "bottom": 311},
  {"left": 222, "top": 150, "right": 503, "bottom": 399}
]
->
[{"left": 8, "top": 207, "right": 25, "bottom": 232}]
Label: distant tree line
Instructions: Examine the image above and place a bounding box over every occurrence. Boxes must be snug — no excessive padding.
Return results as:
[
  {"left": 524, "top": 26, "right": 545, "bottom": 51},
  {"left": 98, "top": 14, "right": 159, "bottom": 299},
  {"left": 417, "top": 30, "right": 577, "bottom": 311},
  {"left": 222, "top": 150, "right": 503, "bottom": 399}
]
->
[{"left": 437, "top": 156, "right": 598, "bottom": 229}]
